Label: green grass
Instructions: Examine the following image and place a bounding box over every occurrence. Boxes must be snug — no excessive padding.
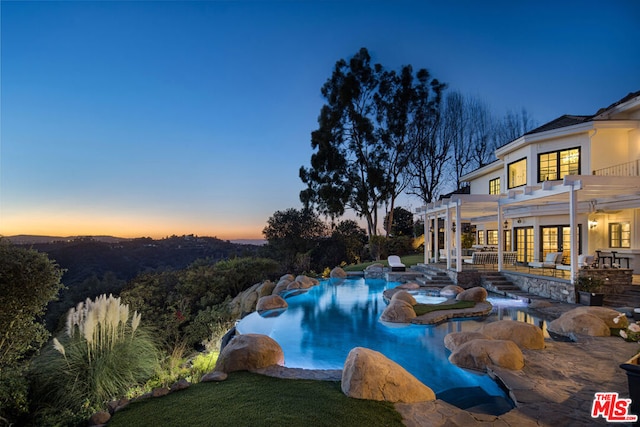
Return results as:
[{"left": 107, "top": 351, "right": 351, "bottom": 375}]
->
[
  {"left": 108, "top": 371, "right": 403, "bottom": 427},
  {"left": 413, "top": 300, "right": 476, "bottom": 316},
  {"left": 343, "top": 253, "right": 424, "bottom": 271}
]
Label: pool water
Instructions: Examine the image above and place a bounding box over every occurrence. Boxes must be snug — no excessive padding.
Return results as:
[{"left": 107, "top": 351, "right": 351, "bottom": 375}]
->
[{"left": 236, "top": 277, "right": 540, "bottom": 414}]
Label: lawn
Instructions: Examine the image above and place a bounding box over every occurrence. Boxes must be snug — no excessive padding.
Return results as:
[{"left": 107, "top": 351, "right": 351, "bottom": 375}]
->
[
  {"left": 343, "top": 253, "right": 424, "bottom": 271},
  {"left": 108, "top": 371, "right": 403, "bottom": 427}
]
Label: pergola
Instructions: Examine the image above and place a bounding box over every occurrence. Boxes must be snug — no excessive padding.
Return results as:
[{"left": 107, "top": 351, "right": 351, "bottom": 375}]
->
[{"left": 418, "top": 175, "right": 640, "bottom": 282}]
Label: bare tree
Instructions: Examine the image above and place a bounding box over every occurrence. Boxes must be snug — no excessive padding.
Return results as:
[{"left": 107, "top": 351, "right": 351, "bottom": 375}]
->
[
  {"left": 467, "top": 97, "right": 497, "bottom": 169},
  {"left": 496, "top": 108, "right": 537, "bottom": 146},
  {"left": 406, "top": 77, "right": 448, "bottom": 205}
]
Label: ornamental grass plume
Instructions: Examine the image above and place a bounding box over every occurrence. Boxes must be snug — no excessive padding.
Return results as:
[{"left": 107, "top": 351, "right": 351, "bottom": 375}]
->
[{"left": 31, "top": 294, "right": 160, "bottom": 424}]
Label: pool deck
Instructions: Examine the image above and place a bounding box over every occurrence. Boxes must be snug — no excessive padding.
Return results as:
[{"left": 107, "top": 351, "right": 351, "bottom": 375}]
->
[{"left": 258, "top": 297, "right": 640, "bottom": 426}]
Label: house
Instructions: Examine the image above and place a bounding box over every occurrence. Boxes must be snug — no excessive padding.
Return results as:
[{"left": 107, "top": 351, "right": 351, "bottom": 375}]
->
[{"left": 417, "top": 91, "right": 640, "bottom": 297}]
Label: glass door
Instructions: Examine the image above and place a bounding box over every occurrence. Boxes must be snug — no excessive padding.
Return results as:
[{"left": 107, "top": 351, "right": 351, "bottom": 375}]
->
[{"left": 515, "top": 227, "right": 533, "bottom": 263}]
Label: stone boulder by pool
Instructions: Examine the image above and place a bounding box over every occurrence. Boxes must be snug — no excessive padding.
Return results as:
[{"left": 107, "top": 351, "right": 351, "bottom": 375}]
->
[
  {"left": 449, "top": 339, "right": 524, "bottom": 371},
  {"left": 341, "top": 347, "right": 436, "bottom": 403},
  {"left": 256, "top": 294, "right": 288, "bottom": 312},
  {"left": 214, "top": 334, "right": 285, "bottom": 373},
  {"left": 547, "top": 306, "right": 628, "bottom": 338},
  {"left": 380, "top": 299, "right": 416, "bottom": 323},
  {"left": 478, "top": 320, "right": 545, "bottom": 350}
]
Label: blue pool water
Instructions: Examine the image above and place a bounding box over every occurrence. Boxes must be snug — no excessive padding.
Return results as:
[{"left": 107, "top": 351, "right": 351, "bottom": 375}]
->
[{"left": 236, "top": 277, "right": 539, "bottom": 413}]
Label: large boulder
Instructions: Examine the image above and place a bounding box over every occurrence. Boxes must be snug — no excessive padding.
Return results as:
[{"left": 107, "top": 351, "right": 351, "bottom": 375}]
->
[
  {"left": 214, "top": 334, "right": 285, "bottom": 373},
  {"left": 256, "top": 295, "right": 288, "bottom": 312},
  {"left": 330, "top": 267, "right": 347, "bottom": 279},
  {"left": 548, "top": 312, "right": 611, "bottom": 337},
  {"left": 227, "top": 282, "right": 263, "bottom": 317},
  {"left": 280, "top": 274, "right": 295, "bottom": 282},
  {"left": 380, "top": 299, "right": 416, "bottom": 323},
  {"left": 272, "top": 279, "right": 292, "bottom": 295},
  {"left": 257, "top": 280, "right": 276, "bottom": 297},
  {"left": 443, "top": 331, "right": 491, "bottom": 352},
  {"left": 569, "top": 306, "right": 629, "bottom": 329},
  {"left": 391, "top": 290, "right": 417, "bottom": 306},
  {"left": 456, "top": 286, "right": 488, "bottom": 302},
  {"left": 341, "top": 347, "right": 435, "bottom": 403},
  {"left": 449, "top": 339, "right": 524, "bottom": 371},
  {"left": 478, "top": 320, "right": 545, "bottom": 349}
]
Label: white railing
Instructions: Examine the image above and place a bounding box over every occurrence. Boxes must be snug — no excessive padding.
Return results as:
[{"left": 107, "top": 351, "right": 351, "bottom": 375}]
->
[{"left": 593, "top": 160, "right": 640, "bottom": 177}]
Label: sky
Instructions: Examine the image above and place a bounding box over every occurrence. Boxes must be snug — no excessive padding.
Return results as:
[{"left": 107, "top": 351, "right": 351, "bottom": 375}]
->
[{"left": 1, "top": 1, "right": 639, "bottom": 240}]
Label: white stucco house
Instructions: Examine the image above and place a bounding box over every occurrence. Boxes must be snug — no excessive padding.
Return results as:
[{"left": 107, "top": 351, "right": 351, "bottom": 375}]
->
[{"left": 418, "top": 90, "right": 640, "bottom": 282}]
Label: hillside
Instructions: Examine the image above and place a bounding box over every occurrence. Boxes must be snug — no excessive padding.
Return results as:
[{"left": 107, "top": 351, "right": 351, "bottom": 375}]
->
[{"left": 11, "top": 235, "right": 263, "bottom": 329}]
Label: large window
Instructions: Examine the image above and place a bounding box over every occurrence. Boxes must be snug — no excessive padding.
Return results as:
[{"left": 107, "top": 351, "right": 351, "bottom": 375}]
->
[
  {"left": 610, "top": 222, "right": 631, "bottom": 248},
  {"left": 538, "top": 148, "right": 580, "bottom": 182},
  {"left": 489, "top": 177, "right": 500, "bottom": 195},
  {"left": 477, "top": 230, "right": 485, "bottom": 245},
  {"left": 508, "top": 158, "right": 527, "bottom": 189}
]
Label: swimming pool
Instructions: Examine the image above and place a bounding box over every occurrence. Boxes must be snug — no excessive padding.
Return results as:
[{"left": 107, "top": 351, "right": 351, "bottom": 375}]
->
[{"left": 236, "top": 277, "right": 540, "bottom": 414}]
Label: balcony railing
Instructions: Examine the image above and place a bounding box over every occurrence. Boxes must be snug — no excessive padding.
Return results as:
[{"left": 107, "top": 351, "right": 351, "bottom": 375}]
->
[{"left": 593, "top": 159, "right": 640, "bottom": 177}]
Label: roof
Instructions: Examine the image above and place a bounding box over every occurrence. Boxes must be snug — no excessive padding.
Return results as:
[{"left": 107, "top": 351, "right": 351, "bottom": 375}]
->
[
  {"left": 524, "top": 114, "right": 592, "bottom": 136},
  {"left": 592, "top": 90, "right": 640, "bottom": 118}
]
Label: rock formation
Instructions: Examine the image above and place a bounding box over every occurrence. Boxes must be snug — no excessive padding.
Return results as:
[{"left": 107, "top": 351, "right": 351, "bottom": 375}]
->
[
  {"left": 478, "top": 320, "right": 545, "bottom": 349},
  {"left": 214, "top": 334, "right": 285, "bottom": 373},
  {"left": 380, "top": 299, "right": 416, "bottom": 323},
  {"left": 456, "top": 286, "right": 488, "bottom": 302},
  {"left": 449, "top": 338, "right": 524, "bottom": 370},
  {"left": 256, "top": 295, "right": 288, "bottom": 312},
  {"left": 341, "top": 347, "right": 436, "bottom": 403}
]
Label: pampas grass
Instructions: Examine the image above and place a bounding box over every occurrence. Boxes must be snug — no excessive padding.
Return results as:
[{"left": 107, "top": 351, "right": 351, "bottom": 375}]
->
[{"left": 31, "top": 294, "right": 160, "bottom": 423}]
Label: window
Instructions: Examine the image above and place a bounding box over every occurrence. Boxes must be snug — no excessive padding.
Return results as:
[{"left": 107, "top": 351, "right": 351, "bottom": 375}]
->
[
  {"left": 610, "top": 222, "right": 631, "bottom": 248},
  {"left": 477, "top": 230, "right": 485, "bottom": 245},
  {"left": 487, "top": 230, "right": 498, "bottom": 245},
  {"left": 489, "top": 177, "right": 500, "bottom": 195},
  {"left": 508, "top": 158, "right": 527, "bottom": 189},
  {"left": 538, "top": 148, "right": 580, "bottom": 182}
]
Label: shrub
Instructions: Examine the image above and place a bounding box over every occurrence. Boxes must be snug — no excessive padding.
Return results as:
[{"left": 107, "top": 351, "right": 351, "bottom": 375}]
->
[
  {"left": 30, "top": 294, "right": 160, "bottom": 423},
  {"left": 0, "top": 241, "right": 64, "bottom": 423}
]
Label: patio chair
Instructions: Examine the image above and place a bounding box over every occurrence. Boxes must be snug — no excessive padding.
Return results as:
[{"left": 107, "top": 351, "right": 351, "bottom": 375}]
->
[
  {"left": 528, "top": 252, "right": 563, "bottom": 272},
  {"left": 388, "top": 255, "right": 406, "bottom": 272}
]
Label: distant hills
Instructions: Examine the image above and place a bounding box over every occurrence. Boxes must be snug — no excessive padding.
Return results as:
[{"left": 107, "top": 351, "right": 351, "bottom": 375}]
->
[
  {"left": 4, "top": 235, "right": 266, "bottom": 246},
  {"left": 4, "top": 235, "right": 128, "bottom": 244}
]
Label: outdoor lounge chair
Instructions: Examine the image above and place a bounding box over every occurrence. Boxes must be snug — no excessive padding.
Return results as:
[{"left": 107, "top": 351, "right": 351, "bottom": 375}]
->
[
  {"left": 528, "top": 252, "right": 563, "bottom": 272},
  {"left": 388, "top": 255, "right": 406, "bottom": 272}
]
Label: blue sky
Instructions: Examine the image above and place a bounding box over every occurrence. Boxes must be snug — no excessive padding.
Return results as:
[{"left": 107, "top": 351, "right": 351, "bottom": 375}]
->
[{"left": 1, "top": 1, "right": 639, "bottom": 240}]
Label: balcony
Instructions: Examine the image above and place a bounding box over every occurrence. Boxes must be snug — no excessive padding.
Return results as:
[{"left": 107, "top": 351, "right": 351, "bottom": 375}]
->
[{"left": 593, "top": 159, "right": 640, "bottom": 177}]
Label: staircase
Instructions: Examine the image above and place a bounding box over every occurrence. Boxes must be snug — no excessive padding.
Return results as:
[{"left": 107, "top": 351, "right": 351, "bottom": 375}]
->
[
  {"left": 411, "top": 264, "right": 455, "bottom": 288},
  {"left": 481, "top": 271, "right": 533, "bottom": 303}
]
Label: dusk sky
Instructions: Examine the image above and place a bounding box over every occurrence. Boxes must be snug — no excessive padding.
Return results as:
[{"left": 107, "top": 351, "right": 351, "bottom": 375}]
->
[{"left": 1, "top": 1, "right": 639, "bottom": 240}]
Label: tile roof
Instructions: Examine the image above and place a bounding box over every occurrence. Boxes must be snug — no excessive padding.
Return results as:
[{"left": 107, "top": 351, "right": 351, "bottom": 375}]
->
[{"left": 524, "top": 114, "right": 592, "bottom": 135}]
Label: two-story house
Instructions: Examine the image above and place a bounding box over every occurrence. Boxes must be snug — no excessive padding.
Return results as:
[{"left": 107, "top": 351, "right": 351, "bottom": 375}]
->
[{"left": 418, "top": 91, "right": 640, "bottom": 289}]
